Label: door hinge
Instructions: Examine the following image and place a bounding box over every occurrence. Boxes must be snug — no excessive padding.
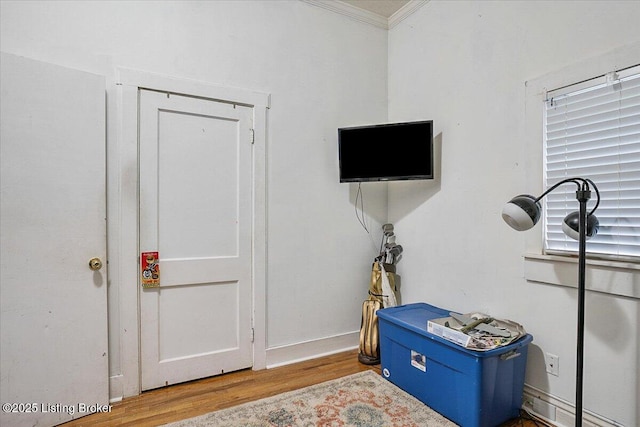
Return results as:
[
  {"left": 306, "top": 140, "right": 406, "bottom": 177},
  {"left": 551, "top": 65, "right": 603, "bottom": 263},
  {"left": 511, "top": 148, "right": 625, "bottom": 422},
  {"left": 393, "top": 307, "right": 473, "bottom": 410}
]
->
[
  {"left": 251, "top": 328, "right": 255, "bottom": 343},
  {"left": 250, "top": 128, "right": 255, "bottom": 144}
]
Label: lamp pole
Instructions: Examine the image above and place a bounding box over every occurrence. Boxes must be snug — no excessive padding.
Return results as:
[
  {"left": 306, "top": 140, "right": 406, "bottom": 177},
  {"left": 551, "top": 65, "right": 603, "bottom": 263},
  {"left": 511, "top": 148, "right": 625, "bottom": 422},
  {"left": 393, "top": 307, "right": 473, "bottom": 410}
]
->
[{"left": 575, "top": 188, "right": 590, "bottom": 427}]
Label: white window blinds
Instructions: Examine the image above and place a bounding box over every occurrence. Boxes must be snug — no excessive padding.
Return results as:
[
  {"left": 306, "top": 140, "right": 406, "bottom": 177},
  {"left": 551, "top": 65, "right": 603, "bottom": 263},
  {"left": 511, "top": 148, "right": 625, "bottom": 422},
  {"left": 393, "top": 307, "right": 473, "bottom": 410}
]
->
[{"left": 544, "top": 66, "right": 640, "bottom": 260}]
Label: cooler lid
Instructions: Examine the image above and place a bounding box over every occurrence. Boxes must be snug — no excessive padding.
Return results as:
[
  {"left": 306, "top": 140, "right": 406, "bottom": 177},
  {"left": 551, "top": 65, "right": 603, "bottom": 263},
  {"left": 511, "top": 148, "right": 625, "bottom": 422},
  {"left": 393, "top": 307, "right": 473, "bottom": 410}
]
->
[
  {"left": 377, "top": 303, "right": 533, "bottom": 357},
  {"left": 377, "top": 302, "right": 452, "bottom": 329}
]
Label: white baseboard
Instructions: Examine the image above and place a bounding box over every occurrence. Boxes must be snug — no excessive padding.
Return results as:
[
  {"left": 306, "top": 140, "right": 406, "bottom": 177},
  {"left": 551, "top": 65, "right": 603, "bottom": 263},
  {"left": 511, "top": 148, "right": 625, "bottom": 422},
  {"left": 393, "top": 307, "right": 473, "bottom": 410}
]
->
[
  {"left": 522, "top": 384, "right": 622, "bottom": 427},
  {"left": 106, "top": 332, "right": 359, "bottom": 402},
  {"left": 265, "top": 331, "right": 359, "bottom": 369},
  {"left": 109, "top": 374, "right": 124, "bottom": 403}
]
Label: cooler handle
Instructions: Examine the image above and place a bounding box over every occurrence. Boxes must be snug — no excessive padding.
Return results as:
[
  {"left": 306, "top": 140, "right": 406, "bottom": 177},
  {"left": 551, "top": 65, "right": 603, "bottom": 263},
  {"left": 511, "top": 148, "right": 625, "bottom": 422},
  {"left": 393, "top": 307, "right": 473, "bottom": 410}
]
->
[{"left": 500, "top": 350, "right": 521, "bottom": 361}]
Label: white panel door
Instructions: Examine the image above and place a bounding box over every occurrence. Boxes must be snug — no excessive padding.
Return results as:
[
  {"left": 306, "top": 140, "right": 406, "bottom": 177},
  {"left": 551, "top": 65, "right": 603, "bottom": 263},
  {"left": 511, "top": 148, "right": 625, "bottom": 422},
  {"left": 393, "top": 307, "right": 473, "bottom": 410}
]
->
[
  {"left": 139, "top": 89, "right": 253, "bottom": 390},
  {"left": 0, "top": 53, "right": 108, "bottom": 426}
]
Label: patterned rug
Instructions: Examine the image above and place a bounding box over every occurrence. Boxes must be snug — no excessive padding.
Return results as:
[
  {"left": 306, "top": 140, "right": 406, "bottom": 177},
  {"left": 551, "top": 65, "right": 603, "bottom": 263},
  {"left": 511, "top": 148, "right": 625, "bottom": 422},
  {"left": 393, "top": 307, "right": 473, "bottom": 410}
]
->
[{"left": 163, "top": 371, "right": 457, "bottom": 427}]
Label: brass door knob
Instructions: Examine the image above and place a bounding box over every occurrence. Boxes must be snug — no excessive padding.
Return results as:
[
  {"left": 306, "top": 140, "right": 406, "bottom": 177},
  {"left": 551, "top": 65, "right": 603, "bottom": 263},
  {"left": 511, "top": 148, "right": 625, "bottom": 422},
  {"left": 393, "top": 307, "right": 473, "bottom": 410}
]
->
[{"left": 89, "top": 257, "right": 103, "bottom": 271}]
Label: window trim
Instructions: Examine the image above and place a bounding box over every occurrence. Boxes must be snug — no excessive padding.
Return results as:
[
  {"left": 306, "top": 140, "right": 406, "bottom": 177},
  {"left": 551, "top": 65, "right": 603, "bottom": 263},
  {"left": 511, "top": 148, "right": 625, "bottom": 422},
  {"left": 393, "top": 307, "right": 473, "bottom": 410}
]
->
[
  {"left": 523, "top": 42, "right": 640, "bottom": 297},
  {"left": 523, "top": 254, "right": 639, "bottom": 299}
]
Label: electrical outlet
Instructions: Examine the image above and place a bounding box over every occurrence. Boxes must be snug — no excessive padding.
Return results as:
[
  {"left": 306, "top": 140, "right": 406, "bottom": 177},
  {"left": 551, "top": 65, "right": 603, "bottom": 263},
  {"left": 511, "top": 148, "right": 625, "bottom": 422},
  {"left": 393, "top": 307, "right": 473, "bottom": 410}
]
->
[{"left": 546, "top": 353, "right": 559, "bottom": 376}]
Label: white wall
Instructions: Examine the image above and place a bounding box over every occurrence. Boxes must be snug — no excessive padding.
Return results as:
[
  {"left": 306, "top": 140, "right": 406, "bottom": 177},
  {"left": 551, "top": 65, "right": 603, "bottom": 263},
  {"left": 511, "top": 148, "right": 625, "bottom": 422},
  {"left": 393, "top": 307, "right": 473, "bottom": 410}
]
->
[
  {"left": 0, "top": 0, "right": 388, "bottom": 396},
  {"left": 3, "top": 0, "right": 638, "bottom": 423},
  {"left": 388, "top": 1, "right": 640, "bottom": 426}
]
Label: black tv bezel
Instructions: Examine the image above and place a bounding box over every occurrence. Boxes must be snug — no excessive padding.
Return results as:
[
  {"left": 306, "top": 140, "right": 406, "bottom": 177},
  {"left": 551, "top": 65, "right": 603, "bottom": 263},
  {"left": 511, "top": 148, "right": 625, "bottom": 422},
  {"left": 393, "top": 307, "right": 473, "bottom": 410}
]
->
[{"left": 338, "top": 120, "right": 434, "bottom": 183}]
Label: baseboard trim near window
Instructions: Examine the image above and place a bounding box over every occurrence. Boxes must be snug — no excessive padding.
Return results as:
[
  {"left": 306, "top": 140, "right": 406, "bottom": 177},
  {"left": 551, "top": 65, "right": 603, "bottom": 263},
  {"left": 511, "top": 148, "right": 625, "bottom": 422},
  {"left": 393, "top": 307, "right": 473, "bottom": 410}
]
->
[
  {"left": 265, "top": 331, "right": 359, "bottom": 369},
  {"left": 522, "top": 384, "right": 622, "bottom": 427}
]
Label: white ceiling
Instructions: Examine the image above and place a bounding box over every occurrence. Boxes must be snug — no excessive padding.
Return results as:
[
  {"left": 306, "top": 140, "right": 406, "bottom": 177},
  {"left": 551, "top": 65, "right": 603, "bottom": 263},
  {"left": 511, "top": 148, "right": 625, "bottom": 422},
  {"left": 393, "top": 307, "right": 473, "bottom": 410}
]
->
[{"left": 340, "top": 0, "right": 410, "bottom": 18}]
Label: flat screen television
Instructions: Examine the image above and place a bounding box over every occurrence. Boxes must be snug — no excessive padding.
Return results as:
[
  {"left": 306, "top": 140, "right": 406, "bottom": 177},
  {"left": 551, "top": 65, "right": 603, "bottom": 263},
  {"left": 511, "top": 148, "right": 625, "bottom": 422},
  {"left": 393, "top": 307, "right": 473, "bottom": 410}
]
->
[{"left": 338, "top": 120, "right": 433, "bottom": 182}]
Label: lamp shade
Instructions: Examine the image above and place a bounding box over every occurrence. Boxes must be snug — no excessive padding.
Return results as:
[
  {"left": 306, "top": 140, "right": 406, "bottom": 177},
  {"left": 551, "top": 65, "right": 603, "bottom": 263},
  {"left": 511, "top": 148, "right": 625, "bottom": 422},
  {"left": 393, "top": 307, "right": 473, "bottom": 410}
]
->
[
  {"left": 562, "top": 211, "right": 600, "bottom": 241},
  {"left": 501, "top": 195, "right": 541, "bottom": 231}
]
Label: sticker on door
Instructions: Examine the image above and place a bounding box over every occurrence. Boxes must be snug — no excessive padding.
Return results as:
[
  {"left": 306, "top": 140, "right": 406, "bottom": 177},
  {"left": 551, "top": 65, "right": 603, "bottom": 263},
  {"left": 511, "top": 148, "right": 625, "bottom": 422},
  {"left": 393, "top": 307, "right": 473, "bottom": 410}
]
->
[{"left": 141, "top": 251, "right": 160, "bottom": 288}]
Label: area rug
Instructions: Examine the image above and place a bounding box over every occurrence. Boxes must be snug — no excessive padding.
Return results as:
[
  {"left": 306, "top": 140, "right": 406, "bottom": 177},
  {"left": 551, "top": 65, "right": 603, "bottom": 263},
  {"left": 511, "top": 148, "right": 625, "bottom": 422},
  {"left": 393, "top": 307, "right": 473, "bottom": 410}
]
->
[{"left": 163, "top": 370, "right": 457, "bottom": 427}]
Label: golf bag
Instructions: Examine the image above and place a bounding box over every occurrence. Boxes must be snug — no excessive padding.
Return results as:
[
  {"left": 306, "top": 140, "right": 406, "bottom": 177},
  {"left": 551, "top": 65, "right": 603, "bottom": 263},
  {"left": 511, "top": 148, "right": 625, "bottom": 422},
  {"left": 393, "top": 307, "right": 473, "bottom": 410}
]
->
[{"left": 358, "top": 262, "right": 397, "bottom": 365}]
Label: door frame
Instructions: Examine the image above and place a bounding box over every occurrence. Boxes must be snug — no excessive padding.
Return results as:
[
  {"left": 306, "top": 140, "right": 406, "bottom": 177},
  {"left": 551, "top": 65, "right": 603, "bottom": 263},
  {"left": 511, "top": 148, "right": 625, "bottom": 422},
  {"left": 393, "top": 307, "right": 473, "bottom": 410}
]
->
[{"left": 114, "top": 68, "right": 269, "bottom": 397}]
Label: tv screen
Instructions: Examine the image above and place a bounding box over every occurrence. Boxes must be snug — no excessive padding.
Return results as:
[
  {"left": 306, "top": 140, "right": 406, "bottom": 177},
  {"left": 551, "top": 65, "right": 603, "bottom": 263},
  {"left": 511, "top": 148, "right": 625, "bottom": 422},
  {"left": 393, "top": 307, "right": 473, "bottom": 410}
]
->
[{"left": 338, "top": 120, "right": 433, "bottom": 182}]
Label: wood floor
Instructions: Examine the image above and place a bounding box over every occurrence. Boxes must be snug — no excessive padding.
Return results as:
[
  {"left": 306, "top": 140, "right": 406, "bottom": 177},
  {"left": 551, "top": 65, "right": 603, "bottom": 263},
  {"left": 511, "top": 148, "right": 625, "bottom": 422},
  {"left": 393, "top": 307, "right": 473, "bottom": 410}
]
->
[{"left": 61, "top": 349, "right": 544, "bottom": 427}]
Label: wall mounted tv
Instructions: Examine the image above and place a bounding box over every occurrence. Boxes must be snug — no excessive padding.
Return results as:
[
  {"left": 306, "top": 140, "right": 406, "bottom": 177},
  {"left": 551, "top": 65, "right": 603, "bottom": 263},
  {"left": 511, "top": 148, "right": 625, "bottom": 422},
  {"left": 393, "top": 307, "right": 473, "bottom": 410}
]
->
[{"left": 338, "top": 120, "right": 433, "bottom": 183}]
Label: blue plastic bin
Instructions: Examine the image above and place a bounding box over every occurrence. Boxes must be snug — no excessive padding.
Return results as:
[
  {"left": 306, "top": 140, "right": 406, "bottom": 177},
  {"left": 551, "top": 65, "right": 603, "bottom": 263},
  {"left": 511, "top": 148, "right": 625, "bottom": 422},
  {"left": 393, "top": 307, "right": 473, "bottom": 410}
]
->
[{"left": 377, "top": 303, "right": 533, "bottom": 427}]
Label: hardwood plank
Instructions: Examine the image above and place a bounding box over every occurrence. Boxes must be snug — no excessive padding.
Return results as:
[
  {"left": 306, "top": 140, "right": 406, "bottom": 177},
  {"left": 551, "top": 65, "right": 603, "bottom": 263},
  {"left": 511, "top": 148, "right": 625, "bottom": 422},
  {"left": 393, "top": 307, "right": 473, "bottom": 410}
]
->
[{"left": 61, "top": 350, "right": 543, "bottom": 426}]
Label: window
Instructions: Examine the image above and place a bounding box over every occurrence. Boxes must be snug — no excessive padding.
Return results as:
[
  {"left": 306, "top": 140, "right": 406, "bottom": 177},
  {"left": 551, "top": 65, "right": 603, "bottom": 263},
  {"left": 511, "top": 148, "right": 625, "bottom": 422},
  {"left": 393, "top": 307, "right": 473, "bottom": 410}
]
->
[{"left": 543, "top": 65, "right": 640, "bottom": 261}]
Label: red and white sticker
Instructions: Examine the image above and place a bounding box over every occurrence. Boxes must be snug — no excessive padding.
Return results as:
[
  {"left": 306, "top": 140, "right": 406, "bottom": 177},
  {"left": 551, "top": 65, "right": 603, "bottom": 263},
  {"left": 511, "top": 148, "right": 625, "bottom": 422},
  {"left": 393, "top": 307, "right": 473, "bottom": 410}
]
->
[{"left": 141, "top": 251, "right": 160, "bottom": 288}]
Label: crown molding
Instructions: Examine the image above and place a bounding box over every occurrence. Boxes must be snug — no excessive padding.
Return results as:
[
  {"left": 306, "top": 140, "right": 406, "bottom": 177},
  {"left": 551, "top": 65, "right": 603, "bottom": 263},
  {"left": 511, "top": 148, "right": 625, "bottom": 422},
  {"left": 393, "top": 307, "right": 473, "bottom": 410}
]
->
[
  {"left": 302, "top": 0, "right": 388, "bottom": 29},
  {"left": 389, "top": 0, "right": 429, "bottom": 29},
  {"left": 301, "top": 0, "right": 428, "bottom": 30}
]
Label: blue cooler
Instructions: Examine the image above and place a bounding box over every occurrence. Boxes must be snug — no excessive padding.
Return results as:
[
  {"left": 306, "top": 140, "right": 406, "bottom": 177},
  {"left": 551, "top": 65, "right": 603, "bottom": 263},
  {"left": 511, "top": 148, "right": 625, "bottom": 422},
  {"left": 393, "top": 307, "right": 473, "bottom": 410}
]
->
[{"left": 377, "top": 303, "right": 533, "bottom": 427}]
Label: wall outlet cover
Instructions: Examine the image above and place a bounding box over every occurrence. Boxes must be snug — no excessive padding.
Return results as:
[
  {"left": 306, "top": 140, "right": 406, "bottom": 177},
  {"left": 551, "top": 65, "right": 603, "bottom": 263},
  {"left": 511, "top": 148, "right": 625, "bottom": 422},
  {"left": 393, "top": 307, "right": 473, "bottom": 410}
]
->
[{"left": 545, "top": 353, "right": 559, "bottom": 376}]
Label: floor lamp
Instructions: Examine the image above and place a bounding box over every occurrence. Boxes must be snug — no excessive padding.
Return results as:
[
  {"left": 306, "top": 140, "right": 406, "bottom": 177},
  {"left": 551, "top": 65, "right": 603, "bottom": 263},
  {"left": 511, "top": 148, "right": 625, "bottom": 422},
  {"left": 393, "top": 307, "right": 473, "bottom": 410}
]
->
[{"left": 501, "top": 177, "right": 600, "bottom": 427}]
